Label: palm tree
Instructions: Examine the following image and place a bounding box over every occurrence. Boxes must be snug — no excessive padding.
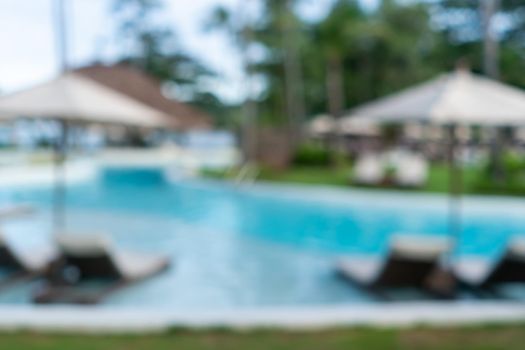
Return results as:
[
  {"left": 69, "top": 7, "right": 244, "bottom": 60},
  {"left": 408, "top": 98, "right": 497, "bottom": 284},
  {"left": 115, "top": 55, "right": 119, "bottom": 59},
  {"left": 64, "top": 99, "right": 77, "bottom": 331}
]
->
[
  {"left": 314, "top": 0, "right": 365, "bottom": 119},
  {"left": 481, "top": 0, "right": 501, "bottom": 79},
  {"left": 206, "top": 2, "right": 258, "bottom": 163},
  {"left": 279, "top": 0, "right": 306, "bottom": 145}
]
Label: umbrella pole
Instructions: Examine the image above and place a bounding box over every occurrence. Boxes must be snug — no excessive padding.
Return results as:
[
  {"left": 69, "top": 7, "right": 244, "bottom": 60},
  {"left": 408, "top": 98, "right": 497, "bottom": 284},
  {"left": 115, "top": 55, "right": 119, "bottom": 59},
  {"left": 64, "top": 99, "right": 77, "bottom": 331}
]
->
[
  {"left": 447, "top": 125, "right": 462, "bottom": 263},
  {"left": 53, "top": 120, "right": 68, "bottom": 232},
  {"left": 426, "top": 125, "right": 463, "bottom": 297},
  {"left": 52, "top": 0, "right": 69, "bottom": 233}
]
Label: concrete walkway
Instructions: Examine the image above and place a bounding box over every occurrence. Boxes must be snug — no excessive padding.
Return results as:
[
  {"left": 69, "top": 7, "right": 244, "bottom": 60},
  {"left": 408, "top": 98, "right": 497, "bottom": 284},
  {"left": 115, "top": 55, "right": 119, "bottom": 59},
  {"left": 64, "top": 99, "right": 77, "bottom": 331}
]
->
[{"left": 1, "top": 302, "right": 525, "bottom": 333}]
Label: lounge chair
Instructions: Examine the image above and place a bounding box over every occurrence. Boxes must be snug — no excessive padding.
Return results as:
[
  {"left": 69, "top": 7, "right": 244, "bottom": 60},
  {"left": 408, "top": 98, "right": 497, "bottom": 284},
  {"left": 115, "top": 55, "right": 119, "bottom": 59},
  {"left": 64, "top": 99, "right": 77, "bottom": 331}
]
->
[
  {"left": 393, "top": 153, "right": 428, "bottom": 188},
  {"left": 0, "top": 205, "right": 55, "bottom": 290},
  {"left": 33, "top": 234, "right": 170, "bottom": 304},
  {"left": 0, "top": 232, "right": 56, "bottom": 290},
  {"left": 353, "top": 154, "right": 384, "bottom": 185},
  {"left": 0, "top": 204, "right": 34, "bottom": 220},
  {"left": 454, "top": 236, "right": 525, "bottom": 288},
  {"left": 336, "top": 234, "right": 452, "bottom": 295}
]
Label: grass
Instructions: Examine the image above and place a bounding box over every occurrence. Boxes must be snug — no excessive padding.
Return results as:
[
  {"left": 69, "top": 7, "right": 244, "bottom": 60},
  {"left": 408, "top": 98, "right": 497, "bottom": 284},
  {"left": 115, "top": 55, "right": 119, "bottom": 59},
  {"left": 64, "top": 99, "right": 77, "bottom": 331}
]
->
[
  {"left": 1, "top": 324, "right": 525, "bottom": 350},
  {"left": 257, "top": 163, "right": 484, "bottom": 194},
  {"left": 258, "top": 164, "right": 354, "bottom": 187},
  {"left": 204, "top": 162, "right": 525, "bottom": 197}
]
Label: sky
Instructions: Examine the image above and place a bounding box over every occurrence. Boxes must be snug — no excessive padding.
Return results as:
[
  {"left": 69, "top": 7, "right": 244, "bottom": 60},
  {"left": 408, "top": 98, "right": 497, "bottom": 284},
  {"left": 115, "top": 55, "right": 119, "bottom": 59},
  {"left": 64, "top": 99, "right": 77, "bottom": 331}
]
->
[{"left": 0, "top": 0, "right": 377, "bottom": 103}]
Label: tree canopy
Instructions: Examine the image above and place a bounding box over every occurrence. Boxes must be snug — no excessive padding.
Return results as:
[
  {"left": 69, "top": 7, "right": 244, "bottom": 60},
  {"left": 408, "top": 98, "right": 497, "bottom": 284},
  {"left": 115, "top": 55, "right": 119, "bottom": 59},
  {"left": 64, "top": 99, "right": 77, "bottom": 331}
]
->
[
  {"left": 110, "top": 0, "right": 525, "bottom": 129},
  {"left": 111, "top": 0, "right": 222, "bottom": 117}
]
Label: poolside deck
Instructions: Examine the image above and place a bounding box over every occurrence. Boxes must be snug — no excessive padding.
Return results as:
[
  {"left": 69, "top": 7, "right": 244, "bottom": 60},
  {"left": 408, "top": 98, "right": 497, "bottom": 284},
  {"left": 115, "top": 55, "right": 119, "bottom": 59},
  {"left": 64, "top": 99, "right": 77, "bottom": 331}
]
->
[{"left": 1, "top": 302, "right": 525, "bottom": 333}]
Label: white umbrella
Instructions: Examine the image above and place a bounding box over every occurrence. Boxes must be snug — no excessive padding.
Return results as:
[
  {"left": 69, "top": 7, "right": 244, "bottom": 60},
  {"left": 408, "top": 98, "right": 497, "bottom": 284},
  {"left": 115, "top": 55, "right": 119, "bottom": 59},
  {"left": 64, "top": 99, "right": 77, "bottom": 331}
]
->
[
  {"left": 346, "top": 68, "right": 525, "bottom": 126},
  {"left": 0, "top": 72, "right": 173, "bottom": 230},
  {"left": 309, "top": 114, "right": 380, "bottom": 137},
  {"left": 308, "top": 114, "right": 336, "bottom": 136},
  {"left": 0, "top": 73, "right": 172, "bottom": 128},
  {"left": 339, "top": 116, "right": 380, "bottom": 137},
  {"left": 343, "top": 68, "right": 525, "bottom": 261}
]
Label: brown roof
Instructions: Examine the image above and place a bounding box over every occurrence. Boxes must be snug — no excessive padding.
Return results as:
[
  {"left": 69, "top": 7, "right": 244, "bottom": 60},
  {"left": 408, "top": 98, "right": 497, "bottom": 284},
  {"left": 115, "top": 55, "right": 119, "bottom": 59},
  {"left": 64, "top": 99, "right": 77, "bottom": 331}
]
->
[{"left": 74, "top": 64, "right": 213, "bottom": 130}]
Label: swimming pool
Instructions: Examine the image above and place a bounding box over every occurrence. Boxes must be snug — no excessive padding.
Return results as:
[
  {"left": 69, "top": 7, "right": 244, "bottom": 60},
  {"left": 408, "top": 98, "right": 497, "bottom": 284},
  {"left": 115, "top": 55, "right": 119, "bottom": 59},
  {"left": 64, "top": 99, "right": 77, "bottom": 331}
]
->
[{"left": 1, "top": 167, "right": 525, "bottom": 309}]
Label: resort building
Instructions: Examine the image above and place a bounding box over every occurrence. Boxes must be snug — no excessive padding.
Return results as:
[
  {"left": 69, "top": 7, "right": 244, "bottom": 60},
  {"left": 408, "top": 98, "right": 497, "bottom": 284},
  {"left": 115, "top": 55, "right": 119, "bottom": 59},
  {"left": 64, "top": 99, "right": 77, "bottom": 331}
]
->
[{"left": 74, "top": 64, "right": 213, "bottom": 131}]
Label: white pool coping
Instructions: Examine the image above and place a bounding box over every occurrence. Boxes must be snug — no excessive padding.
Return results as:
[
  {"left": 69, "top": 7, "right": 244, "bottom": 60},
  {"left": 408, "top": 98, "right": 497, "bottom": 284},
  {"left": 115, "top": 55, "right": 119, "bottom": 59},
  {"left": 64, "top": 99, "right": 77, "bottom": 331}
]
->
[
  {"left": 0, "top": 160, "right": 97, "bottom": 188},
  {"left": 1, "top": 302, "right": 525, "bottom": 333}
]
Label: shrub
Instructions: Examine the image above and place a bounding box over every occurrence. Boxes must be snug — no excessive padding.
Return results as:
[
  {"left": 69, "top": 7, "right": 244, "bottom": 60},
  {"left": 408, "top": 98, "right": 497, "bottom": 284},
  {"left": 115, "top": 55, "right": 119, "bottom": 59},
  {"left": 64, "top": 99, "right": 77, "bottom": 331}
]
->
[
  {"left": 473, "top": 151, "right": 525, "bottom": 195},
  {"left": 503, "top": 151, "right": 525, "bottom": 173},
  {"left": 292, "top": 144, "right": 332, "bottom": 166}
]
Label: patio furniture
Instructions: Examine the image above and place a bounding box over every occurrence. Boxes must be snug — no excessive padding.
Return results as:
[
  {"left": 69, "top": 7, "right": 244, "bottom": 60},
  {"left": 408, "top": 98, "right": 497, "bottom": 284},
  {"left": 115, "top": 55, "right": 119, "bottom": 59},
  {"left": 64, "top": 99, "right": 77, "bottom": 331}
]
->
[
  {"left": 393, "top": 153, "right": 429, "bottom": 188},
  {"left": 33, "top": 233, "right": 170, "bottom": 304},
  {"left": 336, "top": 234, "right": 452, "bottom": 295},
  {"left": 0, "top": 205, "right": 56, "bottom": 290},
  {"left": 454, "top": 236, "right": 525, "bottom": 288},
  {"left": 353, "top": 154, "right": 384, "bottom": 185},
  {"left": 0, "top": 205, "right": 35, "bottom": 220},
  {"left": 0, "top": 232, "right": 56, "bottom": 290}
]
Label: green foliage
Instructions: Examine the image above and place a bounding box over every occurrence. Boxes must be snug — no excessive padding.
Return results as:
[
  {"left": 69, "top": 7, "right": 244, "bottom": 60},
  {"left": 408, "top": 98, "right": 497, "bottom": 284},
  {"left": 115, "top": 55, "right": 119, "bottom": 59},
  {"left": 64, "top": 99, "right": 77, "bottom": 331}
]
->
[
  {"left": 258, "top": 164, "right": 353, "bottom": 186},
  {"left": 111, "top": 0, "right": 525, "bottom": 131},
  {"left": 292, "top": 144, "right": 332, "bottom": 166},
  {"left": 436, "top": 0, "right": 525, "bottom": 88},
  {"left": 473, "top": 152, "right": 525, "bottom": 195},
  {"left": 111, "top": 0, "right": 224, "bottom": 118},
  {"left": 204, "top": 0, "right": 525, "bottom": 131},
  {"left": 503, "top": 151, "right": 525, "bottom": 173}
]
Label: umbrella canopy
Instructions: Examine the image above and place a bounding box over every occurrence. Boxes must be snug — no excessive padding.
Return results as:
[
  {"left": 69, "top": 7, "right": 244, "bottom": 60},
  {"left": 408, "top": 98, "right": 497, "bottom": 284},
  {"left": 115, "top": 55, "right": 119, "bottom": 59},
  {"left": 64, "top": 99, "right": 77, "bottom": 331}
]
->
[
  {"left": 343, "top": 68, "right": 525, "bottom": 126},
  {"left": 308, "top": 114, "right": 379, "bottom": 136},
  {"left": 339, "top": 116, "right": 380, "bottom": 136},
  {"left": 0, "top": 72, "right": 172, "bottom": 128},
  {"left": 308, "top": 114, "right": 336, "bottom": 135}
]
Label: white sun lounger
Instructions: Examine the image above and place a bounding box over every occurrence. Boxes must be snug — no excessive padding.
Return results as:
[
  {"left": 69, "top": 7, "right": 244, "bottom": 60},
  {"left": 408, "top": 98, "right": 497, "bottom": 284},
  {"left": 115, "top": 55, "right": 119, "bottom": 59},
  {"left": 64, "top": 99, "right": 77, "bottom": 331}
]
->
[
  {"left": 0, "top": 204, "right": 34, "bottom": 220},
  {"left": 393, "top": 153, "right": 429, "bottom": 188},
  {"left": 0, "top": 205, "right": 56, "bottom": 289},
  {"left": 337, "top": 234, "right": 452, "bottom": 292},
  {"left": 0, "top": 232, "right": 55, "bottom": 276},
  {"left": 34, "top": 234, "right": 170, "bottom": 304},
  {"left": 353, "top": 154, "right": 384, "bottom": 185}
]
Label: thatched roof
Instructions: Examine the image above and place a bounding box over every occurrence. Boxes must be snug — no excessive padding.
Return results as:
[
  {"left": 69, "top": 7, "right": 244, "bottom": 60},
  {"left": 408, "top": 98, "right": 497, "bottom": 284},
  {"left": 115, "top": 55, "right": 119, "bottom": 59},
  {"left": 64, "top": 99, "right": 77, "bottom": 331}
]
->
[{"left": 75, "top": 64, "right": 213, "bottom": 130}]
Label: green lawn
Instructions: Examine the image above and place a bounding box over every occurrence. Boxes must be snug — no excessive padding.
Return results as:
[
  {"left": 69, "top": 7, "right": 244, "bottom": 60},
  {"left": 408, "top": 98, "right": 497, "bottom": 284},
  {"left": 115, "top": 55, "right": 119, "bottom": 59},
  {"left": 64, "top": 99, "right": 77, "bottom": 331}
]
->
[
  {"left": 255, "top": 163, "right": 484, "bottom": 194},
  {"left": 1, "top": 325, "right": 525, "bottom": 350},
  {"left": 206, "top": 162, "right": 525, "bottom": 196},
  {"left": 258, "top": 165, "right": 354, "bottom": 187}
]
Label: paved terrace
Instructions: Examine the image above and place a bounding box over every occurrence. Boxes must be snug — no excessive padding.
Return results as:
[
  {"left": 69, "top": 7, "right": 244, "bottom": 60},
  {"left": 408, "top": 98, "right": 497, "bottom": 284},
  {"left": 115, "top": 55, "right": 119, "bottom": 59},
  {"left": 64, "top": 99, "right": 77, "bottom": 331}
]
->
[{"left": 1, "top": 302, "right": 525, "bottom": 333}]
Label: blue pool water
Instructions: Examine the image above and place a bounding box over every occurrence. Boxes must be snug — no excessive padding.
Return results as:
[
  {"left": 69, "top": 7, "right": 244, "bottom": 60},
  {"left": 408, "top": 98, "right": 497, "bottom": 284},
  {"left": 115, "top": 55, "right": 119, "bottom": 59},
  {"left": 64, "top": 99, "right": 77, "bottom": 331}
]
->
[{"left": 1, "top": 167, "right": 525, "bottom": 308}]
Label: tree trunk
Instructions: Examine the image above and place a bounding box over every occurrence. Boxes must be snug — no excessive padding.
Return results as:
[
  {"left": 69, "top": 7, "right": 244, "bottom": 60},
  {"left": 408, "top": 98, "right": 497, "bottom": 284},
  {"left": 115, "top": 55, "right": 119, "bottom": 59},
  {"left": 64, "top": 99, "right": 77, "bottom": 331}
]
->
[
  {"left": 325, "top": 53, "right": 344, "bottom": 118},
  {"left": 281, "top": 0, "right": 305, "bottom": 149},
  {"left": 325, "top": 53, "right": 345, "bottom": 153},
  {"left": 481, "top": 0, "right": 504, "bottom": 182},
  {"left": 480, "top": 0, "right": 501, "bottom": 79},
  {"left": 238, "top": 0, "right": 258, "bottom": 164}
]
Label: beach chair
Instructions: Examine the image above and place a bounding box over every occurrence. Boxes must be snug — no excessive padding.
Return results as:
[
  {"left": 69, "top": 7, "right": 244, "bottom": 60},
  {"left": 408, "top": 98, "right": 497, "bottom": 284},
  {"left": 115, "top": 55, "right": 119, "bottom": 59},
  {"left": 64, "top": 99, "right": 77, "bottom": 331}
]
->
[
  {"left": 0, "top": 205, "right": 56, "bottom": 290},
  {"left": 0, "top": 232, "right": 56, "bottom": 290},
  {"left": 393, "top": 153, "right": 429, "bottom": 188},
  {"left": 454, "top": 236, "right": 525, "bottom": 288},
  {"left": 0, "top": 204, "right": 34, "bottom": 220},
  {"left": 353, "top": 154, "right": 384, "bottom": 185},
  {"left": 33, "top": 234, "right": 170, "bottom": 304},
  {"left": 336, "top": 234, "right": 452, "bottom": 295}
]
